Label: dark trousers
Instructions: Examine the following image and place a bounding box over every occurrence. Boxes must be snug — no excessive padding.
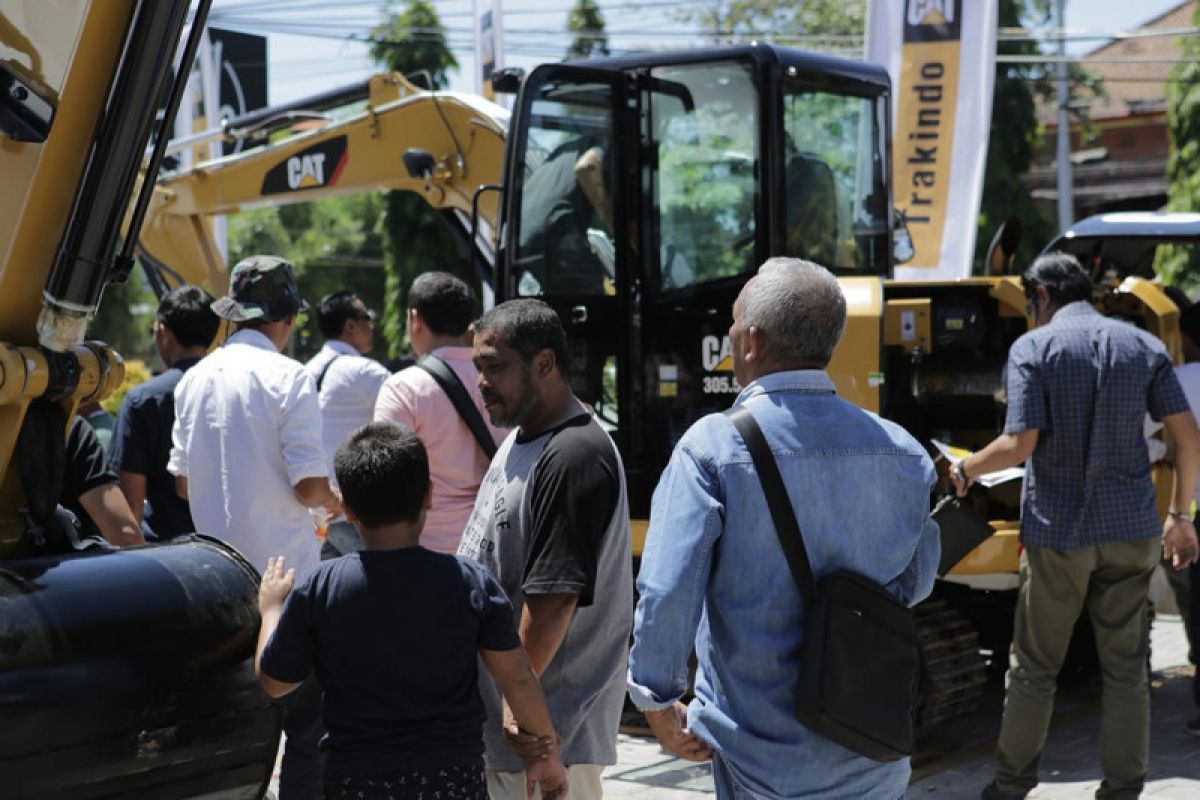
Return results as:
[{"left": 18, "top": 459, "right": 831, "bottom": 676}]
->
[{"left": 280, "top": 674, "right": 325, "bottom": 800}]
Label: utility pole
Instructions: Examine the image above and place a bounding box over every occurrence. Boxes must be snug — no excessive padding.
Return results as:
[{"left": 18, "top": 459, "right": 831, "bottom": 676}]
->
[{"left": 1054, "top": 0, "right": 1074, "bottom": 230}]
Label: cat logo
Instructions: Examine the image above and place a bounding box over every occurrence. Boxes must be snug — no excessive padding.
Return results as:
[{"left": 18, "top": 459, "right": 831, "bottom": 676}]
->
[
  {"left": 701, "top": 335, "right": 733, "bottom": 372},
  {"left": 907, "top": 0, "right": 955, "bottom": 26},
  {"left": 700, "top": 335, "right": 740, "bottom": 394},
  {"left": 261, "top": 136, "right": 349, "bottom": 196},
  {"left": 903, "top": 0, "right": 961, "bottom": 40},
  {"left": 287, "top": 153, "right": 326, "bottom": 189}
]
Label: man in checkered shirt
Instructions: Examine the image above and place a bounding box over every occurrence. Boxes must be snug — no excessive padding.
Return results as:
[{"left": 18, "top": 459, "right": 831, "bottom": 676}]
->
[{"left": 951, "top": 252, "right": 1200, "bottom": 800}]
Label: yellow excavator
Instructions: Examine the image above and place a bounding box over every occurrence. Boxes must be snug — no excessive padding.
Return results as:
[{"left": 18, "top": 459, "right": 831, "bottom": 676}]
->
[{"left": 135, "top": 71, "right": 508, "bottom": 297}]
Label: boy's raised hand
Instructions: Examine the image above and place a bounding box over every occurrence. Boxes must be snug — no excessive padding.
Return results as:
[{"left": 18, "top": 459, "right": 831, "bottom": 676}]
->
[
  {"left": 259, "top": 556, "right": 295, "bottom": 613},
  {"left": 525, "top": 754, "right": 568, "bottom": 800}
]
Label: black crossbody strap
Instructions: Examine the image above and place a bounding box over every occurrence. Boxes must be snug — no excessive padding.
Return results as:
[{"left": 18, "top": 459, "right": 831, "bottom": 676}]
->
[
  {"left": 316, "top": 353, "right": 345, "bottom": 392},
  {"left": 417, "top": 354, "right": 498, "bottom": 460},
  {"left": 725, "top": 406, "right": 818, "bottom": 606}
]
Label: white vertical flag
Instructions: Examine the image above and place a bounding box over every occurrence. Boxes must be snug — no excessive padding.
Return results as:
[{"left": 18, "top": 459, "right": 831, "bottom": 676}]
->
[
  {"left": 474, "top": 0, "right": 504, "bottom": 101},
  {"left": 866, "top": 0, "right": 998, "bottom": 280}
]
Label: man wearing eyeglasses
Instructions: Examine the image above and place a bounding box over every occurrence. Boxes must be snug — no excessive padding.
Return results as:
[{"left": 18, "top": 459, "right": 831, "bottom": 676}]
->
[{"left": 306, "top": 290, "right": 390, "bottom": 558}]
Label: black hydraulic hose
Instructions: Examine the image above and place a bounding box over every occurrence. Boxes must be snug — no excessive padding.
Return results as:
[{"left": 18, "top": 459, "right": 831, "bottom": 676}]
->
[
  {"left": 114, "top": 0, "right": 214, "bottom": 286},
  {"left": 224, "top": 79, "right": 371, "bottom": 137},
  {"left": 43, "top": 0, "right": 208, "bottom": 318}
]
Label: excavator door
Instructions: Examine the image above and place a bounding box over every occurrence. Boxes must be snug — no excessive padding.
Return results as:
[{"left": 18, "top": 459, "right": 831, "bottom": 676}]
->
[{"left": 497, "top": 65, "right": 633, "bottom": 449}]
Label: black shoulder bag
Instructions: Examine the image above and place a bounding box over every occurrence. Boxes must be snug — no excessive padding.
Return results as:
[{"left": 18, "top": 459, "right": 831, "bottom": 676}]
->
[
  {"left": 416, "top": 354, "right": 498, "bottom": 460},
  {"left": 725, "top": 406, "right": 919, "bottom": 762}
]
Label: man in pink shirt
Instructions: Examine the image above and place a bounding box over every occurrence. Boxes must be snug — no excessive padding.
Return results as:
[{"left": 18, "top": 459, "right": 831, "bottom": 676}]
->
[{"left": 374, "top": 272, "right": 508, "bottom": 553}]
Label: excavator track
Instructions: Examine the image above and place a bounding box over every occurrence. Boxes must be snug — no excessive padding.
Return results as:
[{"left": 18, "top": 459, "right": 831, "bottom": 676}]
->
[{"left": 915, "top": 598, "right": 989, "bottom": 737}]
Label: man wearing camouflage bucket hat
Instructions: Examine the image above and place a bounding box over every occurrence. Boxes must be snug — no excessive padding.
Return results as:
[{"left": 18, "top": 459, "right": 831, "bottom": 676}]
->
[
  {"left": 169, "top": 255, "right": 339, "bottom": 798},
  {"left": 210, "top": 254, "right": 312, "bottom": 324}
]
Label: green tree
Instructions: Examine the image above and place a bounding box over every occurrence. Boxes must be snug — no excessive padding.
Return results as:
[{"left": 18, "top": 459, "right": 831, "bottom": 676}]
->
[
  {"left": 1157, "top": 1, "right": 1200, "bottom": 292},
  {"left": 975, "top": 0, "right": 1106, "bottom": 271},
  {"left": 974, "top": 0, "right": 1056, "bottom": 271},
  {"left": 91, "top": 273, "right": 157, "bottom": 362},
  {"left": 676, "top": 0, "right": 865, "bottom": 46},
  {"left": 567, "top": 0, "right": 610, "bottom": 59},
  {"left": 369, "top": 0, "right": 467, "bottom": 358}
]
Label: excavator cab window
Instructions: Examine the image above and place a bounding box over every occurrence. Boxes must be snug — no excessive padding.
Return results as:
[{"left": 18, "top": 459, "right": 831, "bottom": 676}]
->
[
  {"left": 642, "top": 60, "right": 760, "bottom": 291},
  {"left": 781, "top": 75, "right": 890, "bottom": 275}
]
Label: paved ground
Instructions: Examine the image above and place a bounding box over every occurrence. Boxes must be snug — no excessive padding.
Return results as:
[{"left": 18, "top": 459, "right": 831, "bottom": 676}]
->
[{"left": 269, "top": 616, "right": 1199, "bottom": 799}]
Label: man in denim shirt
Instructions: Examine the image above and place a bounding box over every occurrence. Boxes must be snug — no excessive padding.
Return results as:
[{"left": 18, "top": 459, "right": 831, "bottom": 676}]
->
[
  {"left": 628, "top": 258, "right": 940, "bottom": 799},
  {"left": 952, "top": 252, "right": 1200, "bottom": 799}
]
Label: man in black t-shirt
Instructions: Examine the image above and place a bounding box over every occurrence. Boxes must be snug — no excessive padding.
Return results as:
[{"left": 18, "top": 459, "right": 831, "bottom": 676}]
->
[
  {"left": 257, "top": 422, "right": 566, "bottom": 800},
  {"left": 458, "top": 299, "right": 632, "bottom": 800},
  {"left": 110, "top": 285, "right": 219, "bottom": 539},
  {"left": 61, "top": 416, "right": 143, "bottom": 547}
]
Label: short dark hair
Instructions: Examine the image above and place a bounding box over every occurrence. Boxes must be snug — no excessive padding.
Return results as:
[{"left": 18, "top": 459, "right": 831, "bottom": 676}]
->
[
  {"left": 1022, "top": 251, "right": 1093, "bottom": 308},
  {"left": 475, "top": 299, "right": 568, "bottom": 372},
  {"left": 334, "top": 422, "right": 429, "bottom": 528},
  {"left": 158, "top": 285, "right": 220, "bottom": 348},
  {"left": 408, "top": 272, "right": 475, "bottom": 336},
  {"left": 1181, "top": 302, "right": 1200, "bottom": 347},
  {"left": 317, "top": 291, "right": 367, "bottom": 339}
]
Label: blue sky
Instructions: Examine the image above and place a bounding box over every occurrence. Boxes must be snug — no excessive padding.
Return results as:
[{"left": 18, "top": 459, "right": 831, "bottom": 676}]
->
[{"left": 202, "top": 0, "right": 1191, "bottom": 106}]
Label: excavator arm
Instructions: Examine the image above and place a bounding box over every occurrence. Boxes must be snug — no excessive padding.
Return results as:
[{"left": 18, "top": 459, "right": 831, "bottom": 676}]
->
[{"left": 136, "top": 72, "right": 509, "bottom": 294}]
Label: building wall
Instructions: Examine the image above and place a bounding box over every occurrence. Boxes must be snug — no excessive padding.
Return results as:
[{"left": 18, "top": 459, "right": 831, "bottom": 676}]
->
[{"left": 1026, "top": 2, "right": 1192, "bottom": 221}]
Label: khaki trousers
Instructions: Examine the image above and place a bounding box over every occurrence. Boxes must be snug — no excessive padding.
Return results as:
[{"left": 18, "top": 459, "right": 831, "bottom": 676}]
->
[
  {"left": 994, "top": 538, "right": 1160, "bottom": 800},
  {"left": 486, "top": 764, "right": 604, "bottom": 800}
]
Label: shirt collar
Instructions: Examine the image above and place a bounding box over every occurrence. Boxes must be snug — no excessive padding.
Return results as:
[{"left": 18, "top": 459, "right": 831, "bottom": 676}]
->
[
  {"left": 735, "top": 369, "right": 836, "bottom": 404},
  {"left": 430, "top": 345, "right": 474, "bottom": 360},
  {"left": 226, "top": 328, "right": 278, "bottom": 352},
  {"left": 1050, "top": 300, "right": 1098, "bottom": 322},
  {"left": 324, "top": 339, "right": 359, "bottom": 356}
]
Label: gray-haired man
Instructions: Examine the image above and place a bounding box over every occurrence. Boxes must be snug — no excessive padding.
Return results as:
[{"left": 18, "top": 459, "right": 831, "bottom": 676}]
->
[{"left": 629, "top": 257, "right": 940, "bottom": 799}]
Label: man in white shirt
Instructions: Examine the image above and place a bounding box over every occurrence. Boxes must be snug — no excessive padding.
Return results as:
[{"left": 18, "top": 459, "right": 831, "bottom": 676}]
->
[
  {"left": 305, "top": 290, "right": 389, "bottom": 558},
  {"left": 169, "top": 255, "right": 341, "bottom": 800},
  {"left": 375, "top": 272, "right": 507, "bottom": 554}
]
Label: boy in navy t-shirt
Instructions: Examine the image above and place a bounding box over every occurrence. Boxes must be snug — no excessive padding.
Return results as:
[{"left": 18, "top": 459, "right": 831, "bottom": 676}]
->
[{"left": 256, "top": 421, "right": 567, "bottom": 800}]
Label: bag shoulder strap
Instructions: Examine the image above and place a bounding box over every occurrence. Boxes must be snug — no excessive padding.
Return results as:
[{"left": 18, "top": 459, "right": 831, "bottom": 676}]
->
[
  {"left": 724, "top": 406, "right": 817, "bottom": 606},
  {"left": 316, "top": 353, "right": 345, "bottom": 392},
  {"left": 417, "top": 354, "right": 498, "bottom": 460}
]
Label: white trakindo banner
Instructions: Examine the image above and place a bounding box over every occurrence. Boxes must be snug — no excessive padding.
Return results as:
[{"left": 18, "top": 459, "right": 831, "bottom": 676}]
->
[{"left": 866, "top": 0, "right": 997, "bottom": 280}]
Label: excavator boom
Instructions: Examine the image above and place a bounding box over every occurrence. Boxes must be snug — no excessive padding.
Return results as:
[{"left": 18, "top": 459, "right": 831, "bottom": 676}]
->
[{"left": 137, "top": 72, "right": 508, "bottom": 294}]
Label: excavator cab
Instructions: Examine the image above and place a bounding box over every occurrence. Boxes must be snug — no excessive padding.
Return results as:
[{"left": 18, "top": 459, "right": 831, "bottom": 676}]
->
[{"left": 497, "top": 45, "right": 893, "bottom": 515}]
